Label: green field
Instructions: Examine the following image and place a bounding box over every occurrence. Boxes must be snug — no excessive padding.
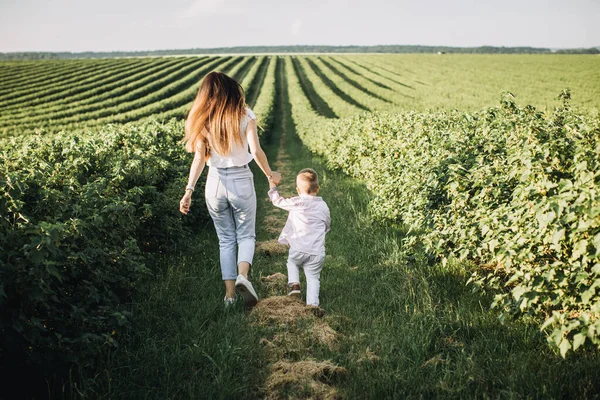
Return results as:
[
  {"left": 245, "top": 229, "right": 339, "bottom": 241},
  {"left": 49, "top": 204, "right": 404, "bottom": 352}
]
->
[
  {"left": 0, "top": 54, "right": 599, "bottom": 136},
  {"left": 1, "top": 54, "right": 600, "bottom": 398}
]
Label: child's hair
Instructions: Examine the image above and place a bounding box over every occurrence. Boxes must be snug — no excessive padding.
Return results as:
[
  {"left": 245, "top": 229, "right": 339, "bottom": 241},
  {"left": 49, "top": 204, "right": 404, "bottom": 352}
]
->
[{"left": 297, "top": 168, "right": 320, "bottom": 194}]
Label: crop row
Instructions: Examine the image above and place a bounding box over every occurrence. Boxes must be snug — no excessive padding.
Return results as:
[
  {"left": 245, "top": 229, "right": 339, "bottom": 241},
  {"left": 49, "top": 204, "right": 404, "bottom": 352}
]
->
[
  {"left": 244, "top": 56, "right": 270, "bottom": 107},
  {"left": 0, "top": 55, "right": 395, "bottom": 135},
  {"left": 110, "top": 54, "right": 255, "bottom": 126},
  {"left": 80, "top": 57, "right": 241, "bottom": 128},
  {"left": 0, "top": 59, "right": 149, "bottom": 111},
  {"left": 0, "top": 58, "right": 117, "bottom": 96},
  {"left": 0, "top": 55, "right": 414, "bottom": 135},
  {"left": 318, "top": 57, "right": 392, "bottom": 104},
  {"left": 1, "top": 57, "right": 236, "bottom": 133},
  {"left": 0, "top": 58, "right": 138, "bottom": 106},
  {"left": 291, "top": 57, "right": 338, "bottom": 118},
  {"left": 0, "top": 60, "right": 49, "bottom": 83},
  {"left": 147, "top": 55, "right": 267, "bottom": 123},
  {"left": 252, "top": 56, "right": 279, "bottom": 133},
  {"left": 0, "top": 58, "right": 182, "bottom": 120},
  {"left": 3, "top": 54, "right": 599, "bottom": 136},
  {"left": 0, "top": 57, "right": 213, "bottom": 128},
  {"left": 294, "top": 57, "right": 363, "bottom": 118}
]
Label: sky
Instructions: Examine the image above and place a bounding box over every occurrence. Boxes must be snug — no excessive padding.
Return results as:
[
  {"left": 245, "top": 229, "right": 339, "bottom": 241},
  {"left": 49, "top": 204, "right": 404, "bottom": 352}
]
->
[{"left": 0, "top": 0, "right": 598, "bottom": 52}]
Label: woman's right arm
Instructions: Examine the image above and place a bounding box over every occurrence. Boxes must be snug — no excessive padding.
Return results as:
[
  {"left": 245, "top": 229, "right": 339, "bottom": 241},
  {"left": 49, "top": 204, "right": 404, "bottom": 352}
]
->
[
  {"left": 180, "top": 140, "right": 206, "bottom": 215},
  {"left": 246, "top": 119, "right": 281, "bottom": 184}
]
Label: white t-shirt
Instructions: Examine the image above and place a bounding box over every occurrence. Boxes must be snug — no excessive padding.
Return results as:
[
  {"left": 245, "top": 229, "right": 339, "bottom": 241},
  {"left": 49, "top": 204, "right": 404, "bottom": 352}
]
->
[{"left": 206, "top": 107, "right": 256, "bottom": 168}]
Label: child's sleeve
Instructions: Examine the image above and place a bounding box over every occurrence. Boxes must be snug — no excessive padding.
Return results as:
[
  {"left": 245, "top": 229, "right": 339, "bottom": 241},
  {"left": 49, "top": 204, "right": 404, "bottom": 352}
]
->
[
  {"left": 324, "top": 206, "right": 331, "bottom": 233},
  {"left": 268, "top": 188, "right": 302, "bottom": 211}
]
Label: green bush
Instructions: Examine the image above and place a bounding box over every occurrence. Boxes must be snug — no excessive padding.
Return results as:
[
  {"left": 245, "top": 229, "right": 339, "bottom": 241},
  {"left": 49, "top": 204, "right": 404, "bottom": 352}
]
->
[
  {"left": 291, "top": 88, "right": 600, "bottom": 356},
  {"left": 0, "top": 119, "right": 206, "bottom": 393}
]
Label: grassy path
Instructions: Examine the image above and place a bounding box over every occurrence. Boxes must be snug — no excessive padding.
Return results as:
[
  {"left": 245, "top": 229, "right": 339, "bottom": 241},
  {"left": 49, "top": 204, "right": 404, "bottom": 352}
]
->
[
  {"left": 247, "top": 58, "right": 348, "bottom": 399},
  {"left": 80, "top": 58, "right": 599, "bottom": 399}
]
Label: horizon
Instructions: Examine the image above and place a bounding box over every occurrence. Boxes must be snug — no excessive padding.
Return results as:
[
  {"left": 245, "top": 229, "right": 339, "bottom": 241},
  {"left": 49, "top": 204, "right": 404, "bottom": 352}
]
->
[
  {"left": 1, "top": 0, "right": 598, "bottom": 53},
  {"left": 2, "top": 43, "right": 599, "bottom": 55}
]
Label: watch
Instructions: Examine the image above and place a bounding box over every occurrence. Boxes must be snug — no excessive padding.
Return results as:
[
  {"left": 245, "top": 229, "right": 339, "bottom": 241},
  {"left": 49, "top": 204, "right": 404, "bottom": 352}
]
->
[{"left": 185, "top": 185, "right": 195, "bottom": 192}]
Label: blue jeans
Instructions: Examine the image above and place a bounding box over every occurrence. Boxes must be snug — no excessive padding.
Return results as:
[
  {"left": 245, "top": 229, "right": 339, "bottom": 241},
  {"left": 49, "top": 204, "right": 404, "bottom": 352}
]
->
[{"left": 205, "top": 165, "right": 256, "bottom": 280}]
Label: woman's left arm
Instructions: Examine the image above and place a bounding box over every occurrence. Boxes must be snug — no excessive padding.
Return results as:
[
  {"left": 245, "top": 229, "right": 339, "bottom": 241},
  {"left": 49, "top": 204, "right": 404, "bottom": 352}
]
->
[{"left": 180, "top": 141, "right": 206, "bottom": 215}]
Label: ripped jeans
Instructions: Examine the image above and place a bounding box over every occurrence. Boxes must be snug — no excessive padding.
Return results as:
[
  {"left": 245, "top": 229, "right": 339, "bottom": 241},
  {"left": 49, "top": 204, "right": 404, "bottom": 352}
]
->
[{"left": 205, "top": 165, "right": 256, "bottom": 280}]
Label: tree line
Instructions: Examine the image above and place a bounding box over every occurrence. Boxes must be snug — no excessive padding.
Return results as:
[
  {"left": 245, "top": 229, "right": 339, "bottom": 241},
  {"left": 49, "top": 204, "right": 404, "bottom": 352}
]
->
[{"left": 1, "top": 45, "right": 599, "bottom": 60}]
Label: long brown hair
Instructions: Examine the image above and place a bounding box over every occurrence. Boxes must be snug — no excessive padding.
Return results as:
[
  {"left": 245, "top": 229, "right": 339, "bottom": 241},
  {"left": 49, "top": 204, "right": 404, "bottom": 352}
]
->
[{"left": 183, "top": 71, "right": 246, "bottom": 155}]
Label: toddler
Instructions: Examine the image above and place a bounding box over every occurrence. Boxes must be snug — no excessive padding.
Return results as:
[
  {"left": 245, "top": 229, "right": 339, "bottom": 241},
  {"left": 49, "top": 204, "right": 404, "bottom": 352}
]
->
[{"left": 268, "top": 168, "right": 330, "bottom": 306}]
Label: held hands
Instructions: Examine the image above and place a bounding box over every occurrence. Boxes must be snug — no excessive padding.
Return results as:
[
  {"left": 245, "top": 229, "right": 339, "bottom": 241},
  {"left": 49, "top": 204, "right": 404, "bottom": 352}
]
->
[
  {"left": 269, "top": 171, "right": 282, "bottom": 186},
  {"left": 180, "top": 191, "right": 192, "bottom": 215}
]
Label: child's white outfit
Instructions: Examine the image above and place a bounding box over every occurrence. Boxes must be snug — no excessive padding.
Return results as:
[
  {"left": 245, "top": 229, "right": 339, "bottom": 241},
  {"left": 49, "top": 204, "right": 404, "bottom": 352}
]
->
[{"left": 267, "top": 188, "right": 331, "bottom": 306}]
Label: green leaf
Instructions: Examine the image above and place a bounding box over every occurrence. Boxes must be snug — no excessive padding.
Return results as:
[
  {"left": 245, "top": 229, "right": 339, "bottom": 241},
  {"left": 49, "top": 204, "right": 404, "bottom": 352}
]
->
[
  {"left": 552, "top": 229, "right": 565, "bottom": 247},
  {"left": 571, "top": 240, "right": 588, "bottom": 261},
  {"left": 488, "top": 239, "right": 498, "bottom": 253},
  {"left": 537, "top": 211, "right": 556, "bottom": 231},
  {"left": 572, "top": 333, "right": 586, "bottom": 350},
  {"left": 541, "top": 315, "right": 556, "bottom": 331},
  {"left": 512, "top": 285, "right": 527, "bottom": 300},
  {"left": 46, "top": 265, "right": 63, "bottom": 283},
  {"left": 581, "top": 287, "right": 596, "bottom": 304},
  {"left": 481, "top": 224, "right": 490, "bottom": 237},
  {"left": 559, "top": 338, "right": 572, "bottom": 358}
]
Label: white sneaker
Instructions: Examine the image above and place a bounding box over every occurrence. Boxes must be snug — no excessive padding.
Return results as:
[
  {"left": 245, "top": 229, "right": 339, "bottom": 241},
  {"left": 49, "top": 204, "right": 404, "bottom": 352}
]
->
[{"left": 235, "top": 275, "right": 258, "bottom": 307}]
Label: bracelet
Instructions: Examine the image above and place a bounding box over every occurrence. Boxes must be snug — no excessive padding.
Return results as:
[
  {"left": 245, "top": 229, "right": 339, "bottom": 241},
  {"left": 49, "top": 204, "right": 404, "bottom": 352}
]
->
[{"left": 185, "top": 185, "right": 195, "bottom": 192}]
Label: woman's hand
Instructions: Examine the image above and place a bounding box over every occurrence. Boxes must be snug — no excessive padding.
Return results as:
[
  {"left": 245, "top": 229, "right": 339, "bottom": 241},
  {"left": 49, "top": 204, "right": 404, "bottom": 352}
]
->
[
  {"left": 270, "top": 171, "right": 282, "bottom": 185},
  {"left": 180, "top": 191, "right": 192, "bottom": 214}
]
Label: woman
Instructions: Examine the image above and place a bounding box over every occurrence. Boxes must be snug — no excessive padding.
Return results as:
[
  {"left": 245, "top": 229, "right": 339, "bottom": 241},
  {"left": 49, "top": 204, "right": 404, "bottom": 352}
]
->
[{"left": 179, "top": 71, "right": 281, "bottom": 307}]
